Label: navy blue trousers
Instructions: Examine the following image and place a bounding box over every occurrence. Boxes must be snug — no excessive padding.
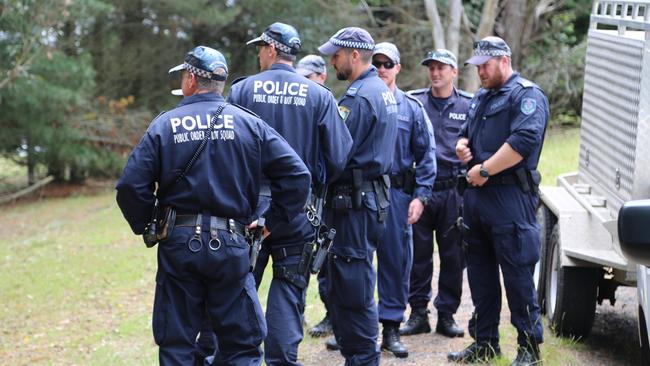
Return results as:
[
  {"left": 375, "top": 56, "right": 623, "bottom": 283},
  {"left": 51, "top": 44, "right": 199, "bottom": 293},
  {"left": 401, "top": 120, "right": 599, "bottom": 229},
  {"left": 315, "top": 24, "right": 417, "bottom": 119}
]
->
[
  {"left": 377, "top": 188, "right": 412, "bottom": 323},
  {"left": 463, "top": 185, "right": 543, "bottom": 346},
  {"left": 154, "top": 223, "right": 266, "bottom": 366},
  {"left": 252, "top": 211, "right": 314, "bottom": 366},
  {"left": 324, "top": 191, "right": 384, "bottom": 366},
  {"left": 409, "top": 186, "right": 465, "bottom": 314}
]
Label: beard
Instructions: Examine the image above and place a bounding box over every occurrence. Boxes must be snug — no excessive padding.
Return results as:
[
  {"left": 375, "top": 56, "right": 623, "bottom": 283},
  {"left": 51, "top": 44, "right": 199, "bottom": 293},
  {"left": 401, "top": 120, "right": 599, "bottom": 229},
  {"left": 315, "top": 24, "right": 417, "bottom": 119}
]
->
[{"left": 336, "top": 69, "right": 349, "bottom": 81}]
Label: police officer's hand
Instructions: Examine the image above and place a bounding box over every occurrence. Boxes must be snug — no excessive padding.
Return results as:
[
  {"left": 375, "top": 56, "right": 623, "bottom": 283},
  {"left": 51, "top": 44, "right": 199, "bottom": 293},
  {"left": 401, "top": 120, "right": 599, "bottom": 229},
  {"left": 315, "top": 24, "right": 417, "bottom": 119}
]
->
[
  {"left": 455, "top": 138, "right": 473, "bottom": 164},
  {"left": 407, "top": 198, "right": 425, "bottom": 225},
  {"left": 466, "top": 164, "right": 488, "bottom": 187},
  {"left": 248, "top": 220, "right": 271, "bottom": 239}
]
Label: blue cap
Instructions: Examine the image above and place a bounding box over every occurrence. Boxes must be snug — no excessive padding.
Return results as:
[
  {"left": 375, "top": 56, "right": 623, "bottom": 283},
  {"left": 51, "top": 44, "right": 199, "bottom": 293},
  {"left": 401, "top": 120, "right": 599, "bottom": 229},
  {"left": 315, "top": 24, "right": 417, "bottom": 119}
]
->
[
  {"left": 373, "top": 42, "right": 400, "bottom": 64},
  {"left": 168, "top": 46, "right": 228, "bottom": 81},
  {"left": 465, "top": 36, "right": 512, "bottom": 65},
  {"left": 296, "top": 54, "right": 326, "bottom": 76},
  {"left": 318, "top": 27, "right": 375, "bottom": 55},
  {"left": 247, "top": 22, "right": 301, "bottom": 55},
  {"left": 421, "top": 49, "right": 458, "bottom": 68}
]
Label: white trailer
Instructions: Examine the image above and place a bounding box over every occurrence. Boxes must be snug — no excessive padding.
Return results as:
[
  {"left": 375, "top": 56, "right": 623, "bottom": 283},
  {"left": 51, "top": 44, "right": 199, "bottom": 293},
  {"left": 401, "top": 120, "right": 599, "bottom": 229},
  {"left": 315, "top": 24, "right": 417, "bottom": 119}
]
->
[{"left": 536, "top": 0, "right": 650, "bottom": 362}]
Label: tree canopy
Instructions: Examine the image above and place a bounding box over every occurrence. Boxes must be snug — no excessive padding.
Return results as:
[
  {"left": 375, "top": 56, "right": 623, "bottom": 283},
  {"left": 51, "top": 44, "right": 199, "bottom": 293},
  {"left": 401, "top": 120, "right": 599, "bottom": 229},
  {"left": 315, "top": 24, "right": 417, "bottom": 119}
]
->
[{"left": 0, "top": 0, "right": 592, "bottom": 183}]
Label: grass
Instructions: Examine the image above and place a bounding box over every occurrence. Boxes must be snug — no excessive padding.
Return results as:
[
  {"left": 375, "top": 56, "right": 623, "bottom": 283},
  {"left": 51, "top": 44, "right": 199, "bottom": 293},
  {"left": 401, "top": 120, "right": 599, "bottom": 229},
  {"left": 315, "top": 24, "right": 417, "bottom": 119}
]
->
[{"left": 0, "top": 127, "right": 581, "bottom": 365}]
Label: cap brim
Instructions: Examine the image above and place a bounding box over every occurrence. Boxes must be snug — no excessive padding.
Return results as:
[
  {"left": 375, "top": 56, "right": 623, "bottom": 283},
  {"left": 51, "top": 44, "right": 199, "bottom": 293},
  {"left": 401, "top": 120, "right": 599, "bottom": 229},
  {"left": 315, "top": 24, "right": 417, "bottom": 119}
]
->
[
  {"left": 318, "top": 41, "right": 341, "bottom": 56},
  {"left": 296, "top": 68, "right": 313, "bottom": 76},
  {"left": 171, "top": 89, "right": 183, "bottom": 96},
  {"left": 464, "top": 55, "right": 492, "bottom": 66},
  {"left": 373, "top": 49, "right": 398, "bottom": 63},
  {"left": 168, "top": 63, "right": 186, "bottom": 74},
  {"left": 421, "top": 57, "right": 457, "bottom": 68},
  {"left": 246, "top": 36, "right": 264, "bottom": 46}
]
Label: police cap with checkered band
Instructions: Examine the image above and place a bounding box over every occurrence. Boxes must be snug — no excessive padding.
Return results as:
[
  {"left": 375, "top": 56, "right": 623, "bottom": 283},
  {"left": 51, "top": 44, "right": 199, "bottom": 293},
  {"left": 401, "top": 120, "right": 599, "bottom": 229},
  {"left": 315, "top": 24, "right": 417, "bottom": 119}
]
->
[
  {"left": 246, "top": 22, "right": 302, "bottom": 55},
  {"left": 168, "top": 46, "right": 228, "bottom": 81}
]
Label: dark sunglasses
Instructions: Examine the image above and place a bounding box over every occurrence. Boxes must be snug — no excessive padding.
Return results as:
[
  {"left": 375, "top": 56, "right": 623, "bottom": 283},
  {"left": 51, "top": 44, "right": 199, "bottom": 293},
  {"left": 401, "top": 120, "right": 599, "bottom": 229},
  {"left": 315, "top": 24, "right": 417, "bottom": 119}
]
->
[{"left": 372, "top": 60, "right": 396, "bottom": 69}]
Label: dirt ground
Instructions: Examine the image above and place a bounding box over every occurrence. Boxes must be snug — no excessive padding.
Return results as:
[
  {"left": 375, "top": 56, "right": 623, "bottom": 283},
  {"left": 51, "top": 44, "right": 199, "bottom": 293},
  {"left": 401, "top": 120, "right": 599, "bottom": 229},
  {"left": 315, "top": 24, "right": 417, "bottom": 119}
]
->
[{"left": 299, "top": 259, "right": 642, "bottom": 366}]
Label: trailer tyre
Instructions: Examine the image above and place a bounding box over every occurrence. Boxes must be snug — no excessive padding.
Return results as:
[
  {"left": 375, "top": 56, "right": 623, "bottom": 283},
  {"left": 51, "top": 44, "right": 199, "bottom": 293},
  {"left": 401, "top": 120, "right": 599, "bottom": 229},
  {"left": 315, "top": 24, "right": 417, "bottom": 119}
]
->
[
  {"left": 545, "top": 223, "right": 599, "bottom": 338},
  {"left": 535, "top": 204, "right": 555, "bottom": 314}
]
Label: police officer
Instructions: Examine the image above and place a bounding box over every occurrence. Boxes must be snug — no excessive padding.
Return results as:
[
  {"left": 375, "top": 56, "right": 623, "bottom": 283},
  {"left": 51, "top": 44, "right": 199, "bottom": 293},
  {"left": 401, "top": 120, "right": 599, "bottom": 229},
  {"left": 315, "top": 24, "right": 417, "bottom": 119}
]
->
[
  {"left": 372, "top": 42, "right": 436, "bottom": 358},
  {"left": 296, "top": 54, "right": 328, "bottom": 85},
  {"left": 318, "top": 27, "right": 398, "bottom": 365},
  {"left": 448, "top": 37, "right": 549, "bottom": 366},
  {"left": 295, "top": 54, "right": 336, "bottom": 340},
  {"left": 228, "top": 22, "right": 353, "bottom": 366},
  {"left": 400, "top": 49, "right": 470, "bottom": 339},
  {"left": 115, "top": 46, "right": 311, "bottom": 365}
]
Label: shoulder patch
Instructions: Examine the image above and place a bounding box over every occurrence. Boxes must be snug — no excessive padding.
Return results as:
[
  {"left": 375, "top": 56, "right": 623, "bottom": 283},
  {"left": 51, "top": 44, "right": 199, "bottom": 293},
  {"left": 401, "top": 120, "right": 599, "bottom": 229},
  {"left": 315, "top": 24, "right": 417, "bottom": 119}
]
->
[
  {"left": 520, "top": 98, "right": 537, "bottom": 115},
  {"left": 457, "top": 89, "right": 474, "bottom": 99},
  {"left": 338, "top": 105, "right": 351, "bottom": 121},
  {"left": 517, "top": 78, "right": 535, "bottom": 88},
  {"left": 407, "top": 88, "right": 428, "bottom": 95},
  {"left": 230, "top": 76, "right": 249, "bottom": 86},
  {"left": 404, "top": 92, "right": 424, "bottom": 107},
  {"left": 231, "top": 103, "right": 260, "bottom": 118}
]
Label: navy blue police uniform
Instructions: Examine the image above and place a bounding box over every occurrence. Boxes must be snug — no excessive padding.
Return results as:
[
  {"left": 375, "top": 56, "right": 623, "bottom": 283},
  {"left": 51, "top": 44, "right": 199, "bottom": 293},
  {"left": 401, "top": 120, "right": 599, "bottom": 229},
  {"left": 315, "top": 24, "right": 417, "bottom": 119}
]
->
[
  {"left": 318, "top": 27, "right": 398, "bottom": 366},
  {"left": 228, "top": 22, "right": 353, "bottom": 366},
  {"left": 115, "top": 46, "right": 311, "bottom": 366},
  {"left": 376, "top": 85, "right": 436, "bottom": 344},
  {"left": 461, "top": 71, "right": 548, "bottom": 349},
  {"left": 407, "top": 86, "right": 470, "bottom": 322}
]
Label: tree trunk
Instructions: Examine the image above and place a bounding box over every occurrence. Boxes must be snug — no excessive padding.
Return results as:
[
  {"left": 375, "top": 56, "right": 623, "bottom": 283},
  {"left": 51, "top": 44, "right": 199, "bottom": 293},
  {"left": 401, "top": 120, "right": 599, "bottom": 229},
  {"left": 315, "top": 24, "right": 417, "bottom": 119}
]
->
[
  {"left": 424, "top": 0, "right": 446, "bottom": 49},
  {"left": 461, "top": 0, "right": 499, "bottom": 92},
  {"left": 26, "top": 139, "right": 35, "bottom": 186},
  {"left": 446, "top": 0, "right": 462, "bottom": 56}
]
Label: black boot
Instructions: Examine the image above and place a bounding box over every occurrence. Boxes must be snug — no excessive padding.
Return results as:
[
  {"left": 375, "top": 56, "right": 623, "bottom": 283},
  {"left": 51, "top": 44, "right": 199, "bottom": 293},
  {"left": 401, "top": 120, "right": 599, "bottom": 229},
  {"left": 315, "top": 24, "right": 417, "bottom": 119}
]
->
[
  {"left": 308, "top": 314, "right": 333, "bottom": 337},
  {"left": 399, "top": 307, "right": 431, "bottom": 336},
  {"left": 436, "top": 312, "right": 465, "bottom": 338},
  {"left": 510, "top": 344, "right": 541, "bottom": 366},
  {"left": 325, "top": 336, "right": 341, "bottom": 351},
  {"left": 447, "top": 341, "right": 501, "bottom": 363},
  {"left": 381, "top": 323, "right": 408, "bottom": 358}
]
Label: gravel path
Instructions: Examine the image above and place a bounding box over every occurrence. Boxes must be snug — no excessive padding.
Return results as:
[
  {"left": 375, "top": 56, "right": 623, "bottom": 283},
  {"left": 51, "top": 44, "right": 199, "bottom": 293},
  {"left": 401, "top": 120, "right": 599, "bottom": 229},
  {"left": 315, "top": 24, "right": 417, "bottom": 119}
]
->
[{"left": 298, "top": 261, "right": 642, "bottom": 365}]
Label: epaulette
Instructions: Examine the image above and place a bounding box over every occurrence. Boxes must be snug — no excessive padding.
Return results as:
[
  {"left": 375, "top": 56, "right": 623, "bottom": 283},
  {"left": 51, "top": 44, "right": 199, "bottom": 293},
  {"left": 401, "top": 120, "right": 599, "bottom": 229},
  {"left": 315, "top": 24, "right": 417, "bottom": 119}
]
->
[
  {"left": 457, "top": 89, "right": 474, "bottom": 99},
  {"left": 317, "top": 83, "right": 332, "bottom": 92},
  {"left": 517, "top": 78, "right": 535, "bottom": 88},
  {"left": 407, "top": 88, "right": 428, "bottom": 95},
  {"left": 230, "top": 103, "right": 260, "bottom": 118},
  {"left": 345, "top": 86, "right": 359, "bottom": 97},
  {"left": 404, "top": 92, "right": 424, "bottom": 107},
  {"left": 230, "top": 76, "right": 249, "bottom": 86},
  {"left": 153, "top": 110, "right": 166, "bottom": 120}
]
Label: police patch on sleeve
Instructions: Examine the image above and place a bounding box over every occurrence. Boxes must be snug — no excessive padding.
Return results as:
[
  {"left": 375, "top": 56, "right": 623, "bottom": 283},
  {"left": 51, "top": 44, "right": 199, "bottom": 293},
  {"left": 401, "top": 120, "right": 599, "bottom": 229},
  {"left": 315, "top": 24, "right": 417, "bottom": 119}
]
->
[
  {"left": 521, "top": 98, "right": 537, "bottom": 115},
  {"left": 338, "top": 105, "right": 351, "bottom": 121}
]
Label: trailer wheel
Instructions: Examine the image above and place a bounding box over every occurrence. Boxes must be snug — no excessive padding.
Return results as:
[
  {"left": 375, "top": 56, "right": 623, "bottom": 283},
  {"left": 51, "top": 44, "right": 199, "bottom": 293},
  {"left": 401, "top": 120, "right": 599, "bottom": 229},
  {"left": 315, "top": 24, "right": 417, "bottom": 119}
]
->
[
  {"left": 535, "top": 204, "right": 555, "bottom": 314},
  {"left": 545, "top": 223, "right": 599, "bottom": 338},
  {"left": 639, "top": 306, "right": 650, "bottom": 365}
]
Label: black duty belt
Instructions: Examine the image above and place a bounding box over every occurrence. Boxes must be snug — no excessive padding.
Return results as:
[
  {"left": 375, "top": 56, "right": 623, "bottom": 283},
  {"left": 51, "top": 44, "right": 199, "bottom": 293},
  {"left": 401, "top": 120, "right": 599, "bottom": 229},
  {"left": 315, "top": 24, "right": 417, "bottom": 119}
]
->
[
  {"left": 174, "top": 214, "right": 246, "bottom": 236},
  {"left": 471, "top": 174, "right": 518, "bottom": 188},
  {"left": 330, "top": 180, "right": 375, "bottom": 193},
  {"left": 433, "top": 178, "right": 457, "bottom": 191}
]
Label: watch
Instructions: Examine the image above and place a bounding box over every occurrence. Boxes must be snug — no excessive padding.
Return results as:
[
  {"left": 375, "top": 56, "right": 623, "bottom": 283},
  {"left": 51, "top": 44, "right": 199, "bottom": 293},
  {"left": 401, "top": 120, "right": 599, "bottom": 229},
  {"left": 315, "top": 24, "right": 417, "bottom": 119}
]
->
[
  {"left": 479, "top": 164, "right": 490, "bottom": 178},
  {"left": 417, "top": 195, "right": 429, "bottom": 206}
]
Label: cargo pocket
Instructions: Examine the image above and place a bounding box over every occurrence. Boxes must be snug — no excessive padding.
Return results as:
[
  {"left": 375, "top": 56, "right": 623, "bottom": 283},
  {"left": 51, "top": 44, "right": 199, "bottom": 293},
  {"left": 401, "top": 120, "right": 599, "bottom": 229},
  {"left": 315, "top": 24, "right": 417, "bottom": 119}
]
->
[
  {"left": 221, "top": 232, "right": 250, "bottom": 282},
  {"left": 152, "top": 279, "right": 167, "bottom": 345},
  {"left": 362, "top": 192, "right": 385, "bottom": 242},
  {"left": 329, "top": 253, "right": 371, "bottom": 309},
  {"left": 516, "top": 223, "right": 541, "bottom": 266}
]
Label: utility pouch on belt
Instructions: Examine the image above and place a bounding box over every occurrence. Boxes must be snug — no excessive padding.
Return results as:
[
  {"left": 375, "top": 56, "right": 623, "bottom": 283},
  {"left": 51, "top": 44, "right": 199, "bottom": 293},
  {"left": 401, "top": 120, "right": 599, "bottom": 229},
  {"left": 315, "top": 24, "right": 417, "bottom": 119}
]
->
[
  {"left": 403, "top": 166, "right": 416, "bottom": 195},
  {"left": 456, "top": 168, "right": 468, "bottom": 196},
  {"left": 373, "top": 175, "right": 391, "bottom": 223},
  {"left": 352, "top": 169, "right": 363, "bottom": 210},
  {"left": 331, "top": 190, "right": 352, "bottom": 211},
  {"left": 155, "top": 206, "right": 176, "bottom": 243},
  {"left": 515, "top": 168, "right": 531, "bottom": 193},
  {"left": 143, "top": 200, "right": 159, "bottom": 248},
  {"left": 529, "top": 170, "right": 542, "bottom": 195}
]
